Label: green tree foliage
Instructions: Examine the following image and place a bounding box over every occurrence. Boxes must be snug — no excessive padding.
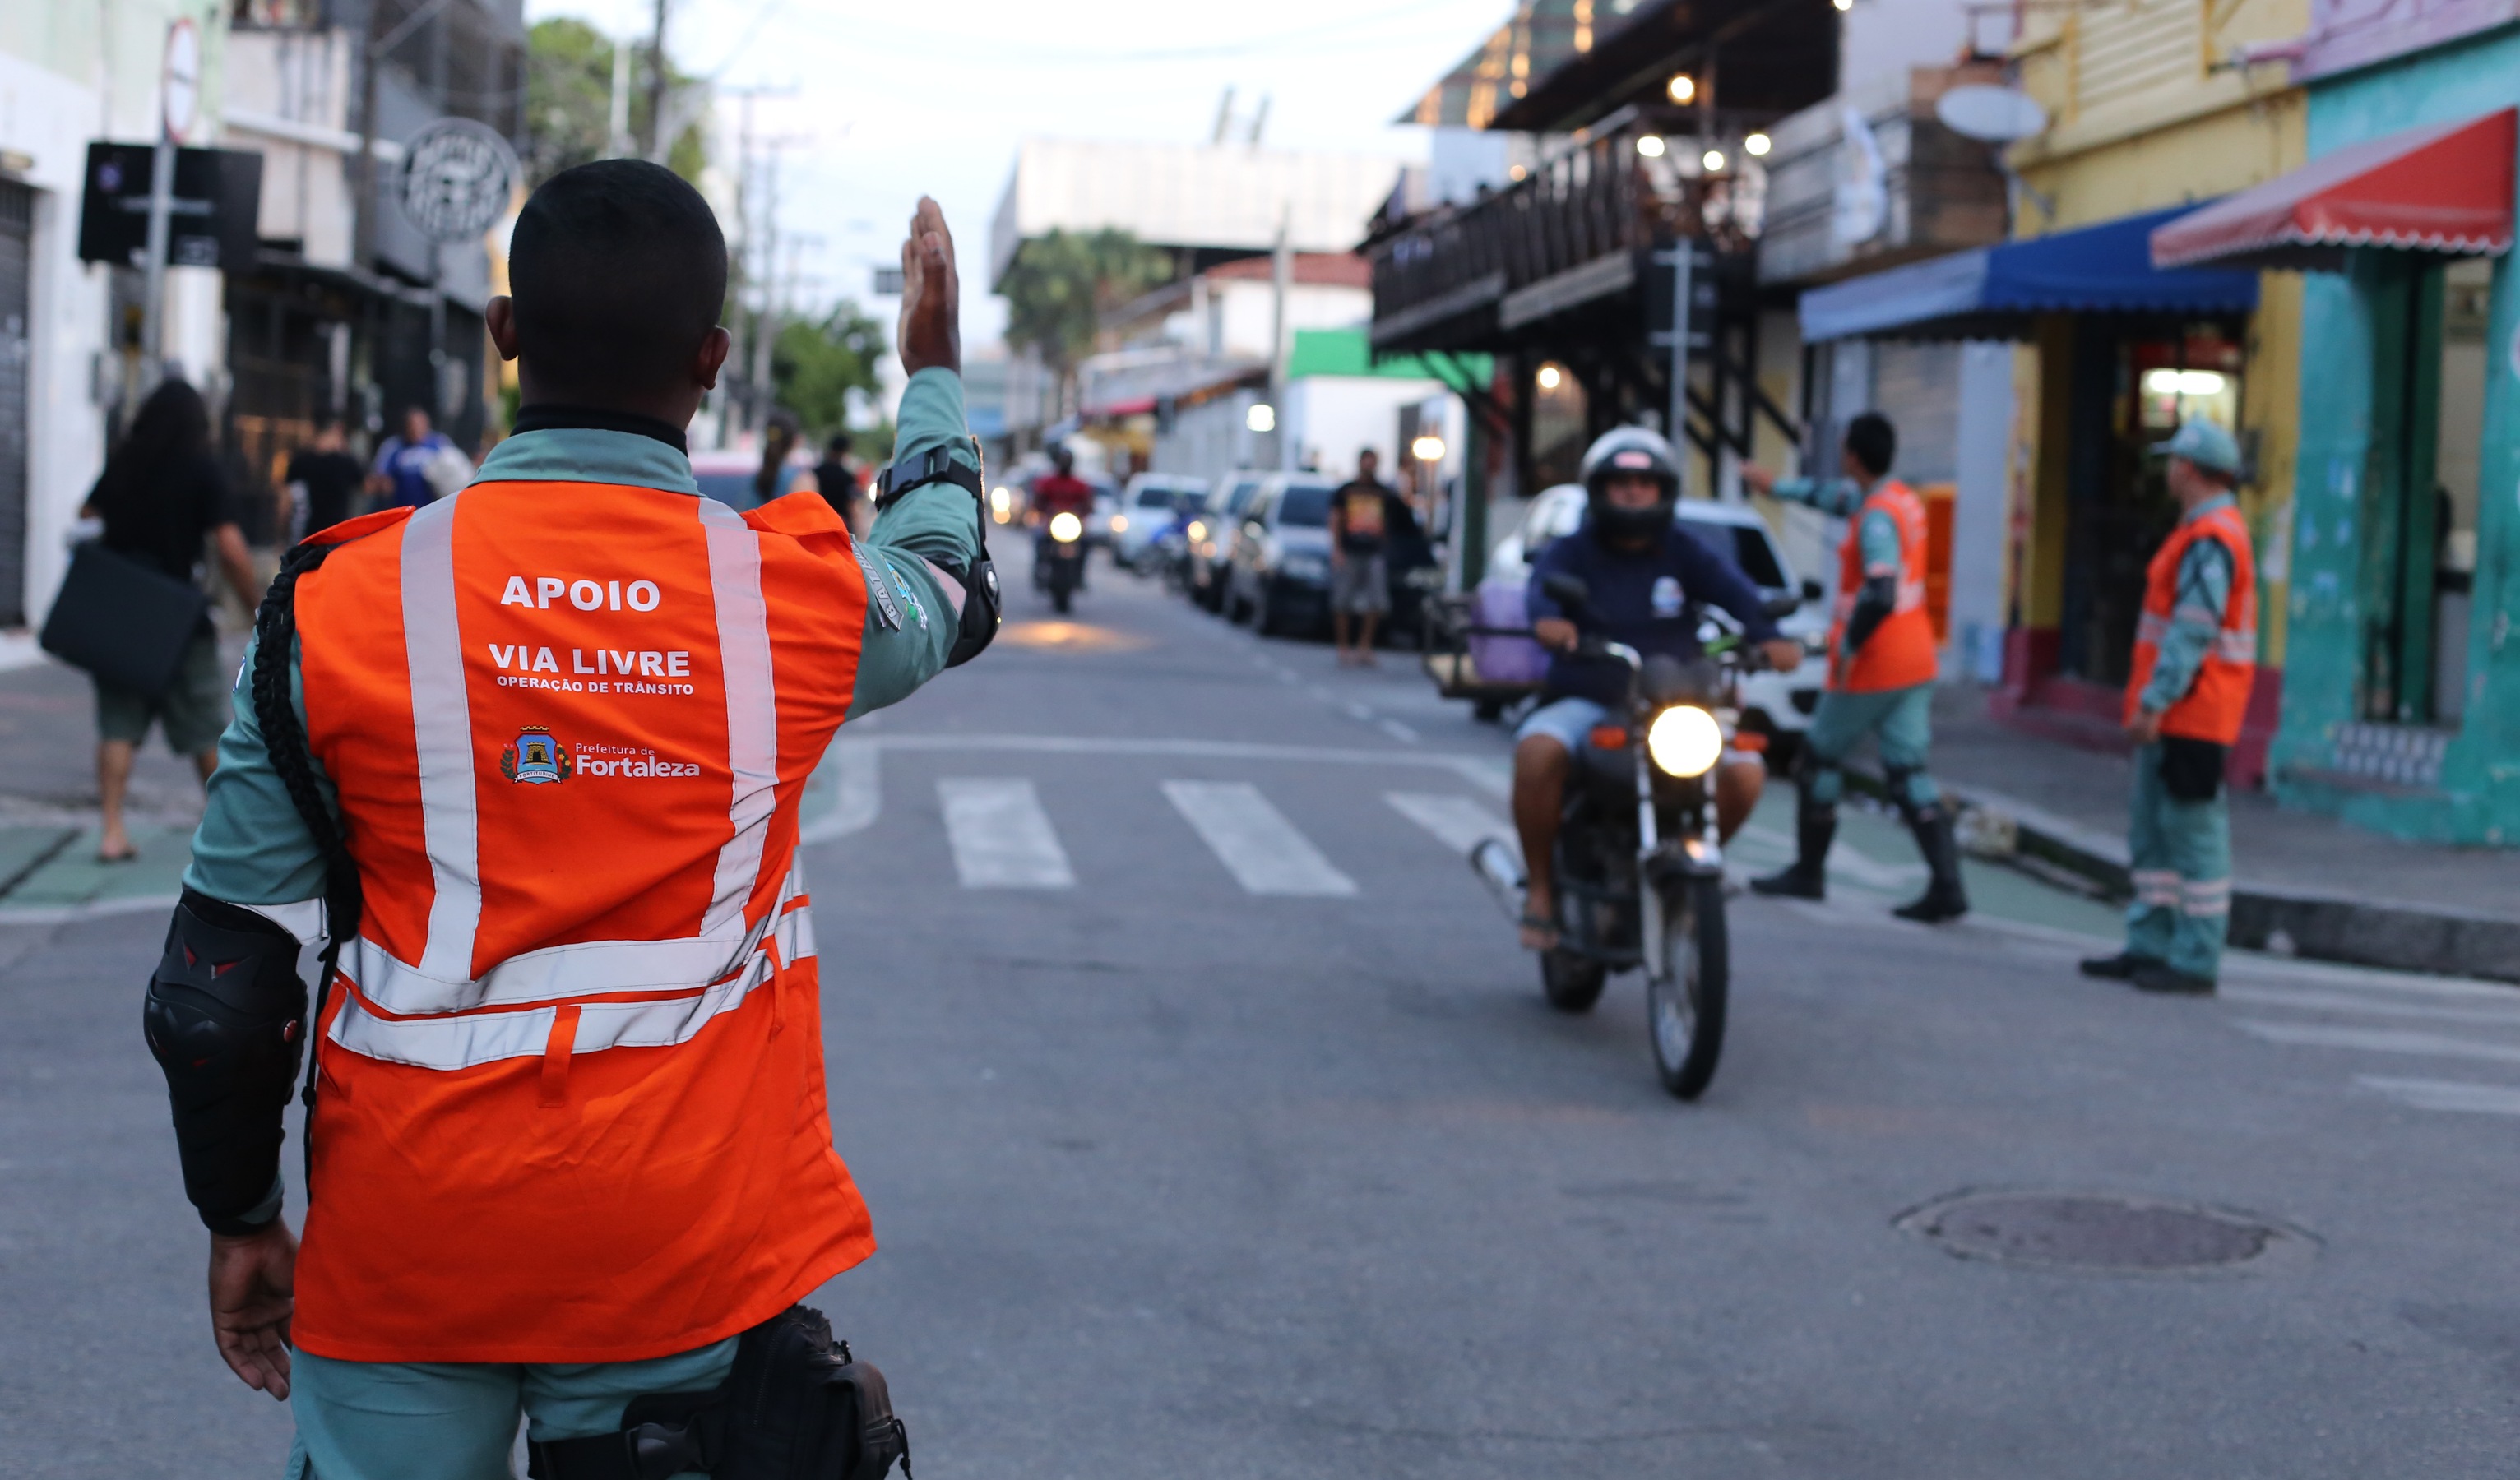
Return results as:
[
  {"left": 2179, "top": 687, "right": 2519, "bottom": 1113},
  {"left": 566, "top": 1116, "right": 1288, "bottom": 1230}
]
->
[
  {"left": 998, "top": 229, "right": 1174, "bottom": 405},
  {"left": 771, "top": 303, "right": 887, "bottom": 443},
  {"left": 525, "top": 17, "right": 706, "bottom": 187}
]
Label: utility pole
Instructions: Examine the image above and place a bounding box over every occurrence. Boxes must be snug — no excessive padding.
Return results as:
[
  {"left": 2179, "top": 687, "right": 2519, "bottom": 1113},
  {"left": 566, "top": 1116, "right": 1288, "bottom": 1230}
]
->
[
  {"left": 720, "top": 90, "right": 798, "bottom": 440},
  {"left": 607, "top": 27, "right": 632, "bottom": 158},
  {"left": 1267, "top": 209, "right": 1290, "bottom": 470},
  {"left": 642, "top": 0, "right": 671, "bottom": 161},
  {"left": 749, "top": 151, "right": 784, "bottom": 428}
]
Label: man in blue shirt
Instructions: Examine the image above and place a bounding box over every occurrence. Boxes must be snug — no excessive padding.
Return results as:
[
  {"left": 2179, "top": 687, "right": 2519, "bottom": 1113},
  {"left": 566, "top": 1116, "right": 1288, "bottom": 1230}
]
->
[
  {"left": 1512, "top": 428, "right": 1804, "bottom": 950},
  {"left": 366, "top": 405, "right": 453, "bottom": 509}
]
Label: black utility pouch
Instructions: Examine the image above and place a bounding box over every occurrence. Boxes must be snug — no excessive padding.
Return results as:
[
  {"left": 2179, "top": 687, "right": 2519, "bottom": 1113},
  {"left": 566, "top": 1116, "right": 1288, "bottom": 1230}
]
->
[
  {"left": 2157, "top": 736, "right": 2227, "bottom": 802},
  {"left": 526, "top": 1304, "right": 910, "bottom": 1480},
  {"left": 719, "top": 1305, "right": 910, "bottom": 1480}
]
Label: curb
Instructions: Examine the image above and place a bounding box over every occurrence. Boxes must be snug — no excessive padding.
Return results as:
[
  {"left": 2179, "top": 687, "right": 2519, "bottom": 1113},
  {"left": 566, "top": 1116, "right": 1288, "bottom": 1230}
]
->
[{"left": 1939, "top": 778, "right": 2520, "bottom": 986}]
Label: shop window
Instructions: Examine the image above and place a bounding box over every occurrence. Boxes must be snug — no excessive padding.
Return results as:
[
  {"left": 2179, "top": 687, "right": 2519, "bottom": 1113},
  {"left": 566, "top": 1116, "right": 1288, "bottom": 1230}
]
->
[
  {"left": 2058, "top": 326, "right": 2244, "bottom": 687},
  {"left": 1526, "top": 359, "right": 1588, "bottom": 490},
  {"left": 2362, "top": 256, "right": 2490, "bottom": 727}
]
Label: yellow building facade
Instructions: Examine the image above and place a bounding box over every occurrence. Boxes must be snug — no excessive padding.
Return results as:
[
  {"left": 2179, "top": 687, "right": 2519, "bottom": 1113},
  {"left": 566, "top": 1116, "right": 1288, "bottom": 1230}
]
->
[{"left": 1996, "top": 0, "right": 2307, "bottom": 772}]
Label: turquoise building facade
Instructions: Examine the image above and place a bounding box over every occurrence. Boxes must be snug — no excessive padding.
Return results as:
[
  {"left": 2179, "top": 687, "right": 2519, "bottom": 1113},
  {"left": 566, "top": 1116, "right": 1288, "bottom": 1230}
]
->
[{"left": 2272, "top": 20, "right": 2520, "bottom": 844}]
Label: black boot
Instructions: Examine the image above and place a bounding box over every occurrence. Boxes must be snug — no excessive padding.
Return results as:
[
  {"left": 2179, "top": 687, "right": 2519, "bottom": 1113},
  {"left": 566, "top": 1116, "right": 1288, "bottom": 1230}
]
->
[
  {"left": 1893, "top": 806, "right": 1970, "bottom": 923},
  {"left": 1752, "top": 803, "right": 1836, "bottom": 900}
]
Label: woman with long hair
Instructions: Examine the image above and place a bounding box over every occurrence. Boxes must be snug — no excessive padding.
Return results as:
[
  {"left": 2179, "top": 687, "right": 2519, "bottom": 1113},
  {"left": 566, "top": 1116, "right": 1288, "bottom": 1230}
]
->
[{"left": 81, "top": 378, "right": 262, "bottom": 861}]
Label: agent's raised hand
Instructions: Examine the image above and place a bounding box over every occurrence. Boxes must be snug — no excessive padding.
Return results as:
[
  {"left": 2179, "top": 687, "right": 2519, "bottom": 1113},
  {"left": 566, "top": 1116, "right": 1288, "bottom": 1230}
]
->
[{"left": 896, "top": 196, "right": 960, "bottom": 377}]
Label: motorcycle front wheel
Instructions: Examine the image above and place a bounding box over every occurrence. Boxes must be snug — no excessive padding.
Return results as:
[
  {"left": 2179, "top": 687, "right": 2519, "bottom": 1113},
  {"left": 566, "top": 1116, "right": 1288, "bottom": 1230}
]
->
[{"left": 1647, "top": 875, "right": 1729, "bottom": 1100}]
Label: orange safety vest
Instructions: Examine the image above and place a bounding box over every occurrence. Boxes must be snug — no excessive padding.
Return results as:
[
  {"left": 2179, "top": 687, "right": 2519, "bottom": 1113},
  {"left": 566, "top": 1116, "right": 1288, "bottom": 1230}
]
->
[
  {"left": 2124, "top": 501, "right": 2258, "bottom": 744},
  {"left": 1829, "top": 479, "right": 1938, "bottom": 692},
  {"left": 287, "top": 479, "right": 877, "bottom": 1364}
]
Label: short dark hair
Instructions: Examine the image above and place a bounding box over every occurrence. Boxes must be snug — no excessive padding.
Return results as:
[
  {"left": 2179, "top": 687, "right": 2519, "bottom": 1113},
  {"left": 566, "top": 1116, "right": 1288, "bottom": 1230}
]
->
[
  {"left": 825, "top": 431, "right": 852, "bottom": 456},
  {"left": 1844, "top": 412, "right": 1897, "bottom": 479},
  {"left": 510, "top": 160, "right": 728, "bottom": 402},
  {"left": 1359, "top": 446, "right": 1378, "bottom": 460}
]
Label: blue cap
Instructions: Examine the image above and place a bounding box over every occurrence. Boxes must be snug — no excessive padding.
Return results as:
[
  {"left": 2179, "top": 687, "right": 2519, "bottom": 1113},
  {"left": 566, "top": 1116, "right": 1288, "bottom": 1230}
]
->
[{"left": 2154, "top": 419, "right": 2243, "bottom": 479}]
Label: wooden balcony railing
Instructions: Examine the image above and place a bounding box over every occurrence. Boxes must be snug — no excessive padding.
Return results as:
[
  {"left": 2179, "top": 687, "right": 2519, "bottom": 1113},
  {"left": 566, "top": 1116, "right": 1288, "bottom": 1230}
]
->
[{"left": 1369, "top": 118, "right": 1725, "bottom": 352}]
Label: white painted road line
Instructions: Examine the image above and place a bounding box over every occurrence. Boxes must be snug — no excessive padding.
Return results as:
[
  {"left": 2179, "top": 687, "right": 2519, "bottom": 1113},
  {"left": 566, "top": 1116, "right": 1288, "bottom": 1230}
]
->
[
  {"left": 938, "top": 779, "right": 1075, "bottom": 889},
  {"left": 1164, "top": 781, "right": 1358, "bottom": 897},
  {"left": 2235, "top": 1020, "right": 2520, "bottom": 1066},
  {"left": 800, "top": 743, "right": 881, "bottom": 843},
  {"left": 1378, "top": 719, "right": 1421, "bottom": 744},
  {"left": 2221, "top": 983, "right": 2520, "bottom": 1029},
  {"left": 1385, "top": 792, "right": 1512, "bottom": 855},
  {"left": 2356, "top": 1075, "right": 2520, "bottom": 1115}
]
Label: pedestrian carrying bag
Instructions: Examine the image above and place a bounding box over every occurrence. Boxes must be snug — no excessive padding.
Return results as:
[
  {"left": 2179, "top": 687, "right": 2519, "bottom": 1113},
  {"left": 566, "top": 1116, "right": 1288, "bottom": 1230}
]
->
[
  {"left": 38, "top": 541, "right": 211, "bottom": 696},
  {"left": 526, "top": 1304, "right": 912, "bottom": 1480}
]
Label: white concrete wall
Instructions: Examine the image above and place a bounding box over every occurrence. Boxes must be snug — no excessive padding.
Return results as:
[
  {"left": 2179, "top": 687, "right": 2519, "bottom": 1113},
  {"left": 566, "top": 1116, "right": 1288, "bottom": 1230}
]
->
[
  {"left": 0, "top": 48, "right": 113, "bottom": 633},
  {"left": 1190, "top": 278, "right": 1370, "bottom": 361},
  {"left": 1282, "top": 375, "right": 1445, "bottom": 482},
  {"left": 1151, "top": 388, "right": 1267, "bottom": 487},
  {"left": 1948, "top": 340, "right": 2013, "bottom": 682}
]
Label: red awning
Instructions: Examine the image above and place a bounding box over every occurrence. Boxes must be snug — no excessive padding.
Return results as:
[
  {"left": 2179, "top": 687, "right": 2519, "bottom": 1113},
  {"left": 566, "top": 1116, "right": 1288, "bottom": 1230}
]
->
[
  {"left": 2151, "top": 108, "right": 2516, "bottom": 271},
  {"left": 1084, "top": 396, "right": 1158, "bottom": 419}
]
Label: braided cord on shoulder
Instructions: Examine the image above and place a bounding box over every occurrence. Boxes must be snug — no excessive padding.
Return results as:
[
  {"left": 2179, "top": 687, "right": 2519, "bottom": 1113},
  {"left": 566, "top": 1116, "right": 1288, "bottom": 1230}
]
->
[{"left": 249, "top": 541, "right": 364, "bottom": 1122}]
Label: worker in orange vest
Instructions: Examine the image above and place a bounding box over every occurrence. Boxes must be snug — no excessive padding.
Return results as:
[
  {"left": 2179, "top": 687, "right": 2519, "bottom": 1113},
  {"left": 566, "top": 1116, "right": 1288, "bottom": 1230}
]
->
[
  {"left": 1744, "top": 411, "right": 1967, "bottom": 922},
  {"left": 2081, "top": 419, "right": 2256, "bottom": 996},
  {"left": 142, "top": 162, "right": 986, "bottom": 1473}
]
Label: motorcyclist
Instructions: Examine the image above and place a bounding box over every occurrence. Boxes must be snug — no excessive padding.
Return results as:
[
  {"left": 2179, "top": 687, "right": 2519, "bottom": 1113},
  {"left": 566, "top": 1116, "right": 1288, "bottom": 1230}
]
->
[
  {"left": 1029, "top": 444, "right": 1096, "bottom": 592},
  {"left": 1512, "top": 428, "right": 1804, "bottom": 950}
]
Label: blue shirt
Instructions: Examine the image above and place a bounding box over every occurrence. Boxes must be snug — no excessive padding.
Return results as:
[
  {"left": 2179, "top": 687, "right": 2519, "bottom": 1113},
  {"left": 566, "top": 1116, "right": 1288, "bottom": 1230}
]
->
[
  {"left": 373, "top": 432, "right": 453, "bottom": 509},
  {"left": 1526, "top": 517, "right": 1783, "bottom": 707}
]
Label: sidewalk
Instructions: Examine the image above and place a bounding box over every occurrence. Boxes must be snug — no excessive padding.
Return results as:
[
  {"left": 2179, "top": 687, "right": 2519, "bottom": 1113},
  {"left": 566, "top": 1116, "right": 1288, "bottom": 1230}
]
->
[
  {"left": 0, "top": 650, "right": 225, "bottom": 924},
  {"left": 1925, "top": 685, "right": 2520, "bottom": 983}
]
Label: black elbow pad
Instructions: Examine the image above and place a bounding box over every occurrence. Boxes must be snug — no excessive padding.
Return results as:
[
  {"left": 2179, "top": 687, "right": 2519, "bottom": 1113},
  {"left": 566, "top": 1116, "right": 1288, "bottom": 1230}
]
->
[
  {"left": 142, "top": 890, "right": 308, "bottom": 1233},
  {"left": 1843, "top": 575, "right": 1898, "bottom": 653}
]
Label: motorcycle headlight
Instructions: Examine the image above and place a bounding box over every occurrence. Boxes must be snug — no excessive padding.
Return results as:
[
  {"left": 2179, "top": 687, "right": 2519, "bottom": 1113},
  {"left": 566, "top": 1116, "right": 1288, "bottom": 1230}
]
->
[
  {"left": 1049, "top": 511, "right": 1083, "bottom": 543},
  {"left": 1187, "top": 520, "right": 1208, "bottom": 543},
  {"left": 1646, "top": 705, "right": 1723, "bottom": 778}
]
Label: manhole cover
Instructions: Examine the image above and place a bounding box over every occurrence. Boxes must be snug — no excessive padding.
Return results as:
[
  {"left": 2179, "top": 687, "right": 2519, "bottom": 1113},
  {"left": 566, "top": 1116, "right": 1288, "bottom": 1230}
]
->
[{"left": 1896, "top": 1191, "right": 2310, "bottom": 1275}]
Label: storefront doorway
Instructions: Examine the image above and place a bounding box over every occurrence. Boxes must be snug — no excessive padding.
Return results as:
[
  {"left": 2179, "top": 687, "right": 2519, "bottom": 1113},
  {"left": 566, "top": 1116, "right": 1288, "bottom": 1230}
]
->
[
  {"left": 2361, "top": 254, "right": 2489, "bottom": 726},
  {"left": 2057, "top": 322, "right": 2245, "bottom": 687}
]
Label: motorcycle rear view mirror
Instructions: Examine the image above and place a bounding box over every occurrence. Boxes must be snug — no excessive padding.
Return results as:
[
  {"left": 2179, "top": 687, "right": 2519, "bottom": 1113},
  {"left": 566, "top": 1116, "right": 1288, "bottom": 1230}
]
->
[
  {"left": 1540, "top": 572, "right": 1591, "bottom": 615},
  {"left": 1763, "top": 593, "right": 1802, "bottom": 620}
]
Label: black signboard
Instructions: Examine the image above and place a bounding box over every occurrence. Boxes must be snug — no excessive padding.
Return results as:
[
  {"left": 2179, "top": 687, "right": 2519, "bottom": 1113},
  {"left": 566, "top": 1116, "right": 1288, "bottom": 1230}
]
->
[{"left": 76, "top": 142, "right": 262, "bottom": 270}]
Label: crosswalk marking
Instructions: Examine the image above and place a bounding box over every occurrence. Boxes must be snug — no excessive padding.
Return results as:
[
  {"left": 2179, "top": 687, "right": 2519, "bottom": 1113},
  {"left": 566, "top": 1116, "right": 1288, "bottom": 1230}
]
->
[
  {"left": 2356, "top": 1075, "right": 2520, "bottom": 1116},
  {"left": 2221, "top": 983, "right": 2520, "bottom": 1029},
  {"left": 938, "top": 779, "right": 1074, "bottom": 889},
  {"left": 1385, "top": 792, "right": 1512, "bottom": 855},
  {"left": 1163, "top": 781, "right": 1358, "bottom": 897},
  {"left": 2235, "top": 1020, "right": 2520, "bottom": 1067}
]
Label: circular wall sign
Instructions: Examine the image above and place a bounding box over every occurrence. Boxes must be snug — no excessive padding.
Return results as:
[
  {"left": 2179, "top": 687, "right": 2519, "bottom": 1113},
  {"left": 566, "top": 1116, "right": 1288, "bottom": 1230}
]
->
[{"left": 397, "top": 118, "right": 521, "bottom": 243}]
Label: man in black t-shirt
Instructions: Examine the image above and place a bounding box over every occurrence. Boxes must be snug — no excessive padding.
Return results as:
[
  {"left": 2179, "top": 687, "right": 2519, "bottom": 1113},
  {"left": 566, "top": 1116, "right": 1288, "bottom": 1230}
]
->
[
  {"left": 1327, "top": 447, "right": 1403, "bottom": 665},
  {"left": 283, "top": 418, "right": 365, "bottom": 539}
]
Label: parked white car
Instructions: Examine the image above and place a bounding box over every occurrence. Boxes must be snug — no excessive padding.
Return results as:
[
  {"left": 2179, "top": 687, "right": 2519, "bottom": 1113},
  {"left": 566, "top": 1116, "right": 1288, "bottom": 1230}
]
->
[
  {"left": 1114, "top": 473, "right": 1209, "bottom": 569},
  {"left": 1485, "top": 483, "right": 1830, "bottom": 749}
]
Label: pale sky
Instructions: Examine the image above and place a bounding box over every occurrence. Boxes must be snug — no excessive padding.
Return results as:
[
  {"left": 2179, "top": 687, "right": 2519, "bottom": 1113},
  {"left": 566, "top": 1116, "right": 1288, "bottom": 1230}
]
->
[{"left": 523, "top": 0, "right": 1504, "bottom": 348}]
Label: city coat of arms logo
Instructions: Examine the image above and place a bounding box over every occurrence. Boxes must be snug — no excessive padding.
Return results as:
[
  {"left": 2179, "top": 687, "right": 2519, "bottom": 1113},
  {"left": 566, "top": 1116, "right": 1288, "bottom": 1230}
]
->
[{"left": 498, "top": 728, "right": 572, "bottom": 784}]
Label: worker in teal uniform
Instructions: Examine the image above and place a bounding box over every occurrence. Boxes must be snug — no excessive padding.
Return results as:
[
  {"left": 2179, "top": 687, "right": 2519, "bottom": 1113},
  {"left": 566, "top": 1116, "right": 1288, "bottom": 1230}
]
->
[
  {"left": 2082, "top": 419, "right": 2258, "bottom": 996},
  {"left": 1743, "top": 412, "right": 1967, "bottom": 923}
]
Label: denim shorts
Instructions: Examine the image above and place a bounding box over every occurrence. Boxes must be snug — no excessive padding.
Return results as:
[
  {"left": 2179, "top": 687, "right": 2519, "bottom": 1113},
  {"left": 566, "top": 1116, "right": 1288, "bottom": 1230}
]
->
[{"left": 1513, "top": 696, "right": 1610, "bottom": 752}]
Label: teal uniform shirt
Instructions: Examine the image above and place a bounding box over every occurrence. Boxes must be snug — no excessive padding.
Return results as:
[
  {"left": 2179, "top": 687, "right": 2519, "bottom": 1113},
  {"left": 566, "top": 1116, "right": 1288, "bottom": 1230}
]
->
[
  {"left": 1766, "top": 474, "right": 1902, "bottom": 579},
  {"left": 2137, "top": 492, "right": 2239, "bottom": 716},
  {"left": 185, "top": 367, "right": 984, "bottom": 909}
]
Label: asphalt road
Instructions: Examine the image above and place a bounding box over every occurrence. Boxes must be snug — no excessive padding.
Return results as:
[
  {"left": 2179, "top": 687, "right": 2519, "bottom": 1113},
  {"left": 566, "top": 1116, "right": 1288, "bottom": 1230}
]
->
[{"left": 8, "top": 553, "right": 2520, "bottom": 1477}]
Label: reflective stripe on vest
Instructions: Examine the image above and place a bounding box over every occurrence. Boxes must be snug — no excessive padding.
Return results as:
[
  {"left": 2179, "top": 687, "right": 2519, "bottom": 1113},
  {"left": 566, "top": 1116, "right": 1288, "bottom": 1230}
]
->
[
  {"left": 374, "top": 495, "right": 785, "bottom": 1012},
  {"left": 332, "top": 871, "right": 815, "bottom": 1070}
]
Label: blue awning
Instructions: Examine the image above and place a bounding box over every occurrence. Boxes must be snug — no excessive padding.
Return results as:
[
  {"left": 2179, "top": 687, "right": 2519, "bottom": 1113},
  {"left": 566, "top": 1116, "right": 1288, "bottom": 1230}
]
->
[{"left": 1798, "top": 206, "right": 2262, "bottom": 343}]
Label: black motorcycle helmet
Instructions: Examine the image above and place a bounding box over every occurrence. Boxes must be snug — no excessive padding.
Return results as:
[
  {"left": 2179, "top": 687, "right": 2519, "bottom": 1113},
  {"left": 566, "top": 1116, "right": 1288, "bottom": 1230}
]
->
[{"left": 1577, "top": 426, "right": 1683, "bottom": 545}]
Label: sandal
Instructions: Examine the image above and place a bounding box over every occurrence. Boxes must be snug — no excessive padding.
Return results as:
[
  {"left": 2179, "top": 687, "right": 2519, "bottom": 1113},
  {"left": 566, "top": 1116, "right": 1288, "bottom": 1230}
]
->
[{"left": 1517, "top": 912, "right": 1559, "bottom": 950}]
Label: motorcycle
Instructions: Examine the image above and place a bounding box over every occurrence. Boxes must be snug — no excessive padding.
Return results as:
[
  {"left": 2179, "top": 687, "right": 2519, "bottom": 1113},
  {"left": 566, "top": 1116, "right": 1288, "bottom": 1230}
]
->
[
  {"left": 1035, "top": 510, "right": 1086, "bottom": 614},
  {"left": 1471, "top": 572, "right": 1763, "bottom": 1101}
]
